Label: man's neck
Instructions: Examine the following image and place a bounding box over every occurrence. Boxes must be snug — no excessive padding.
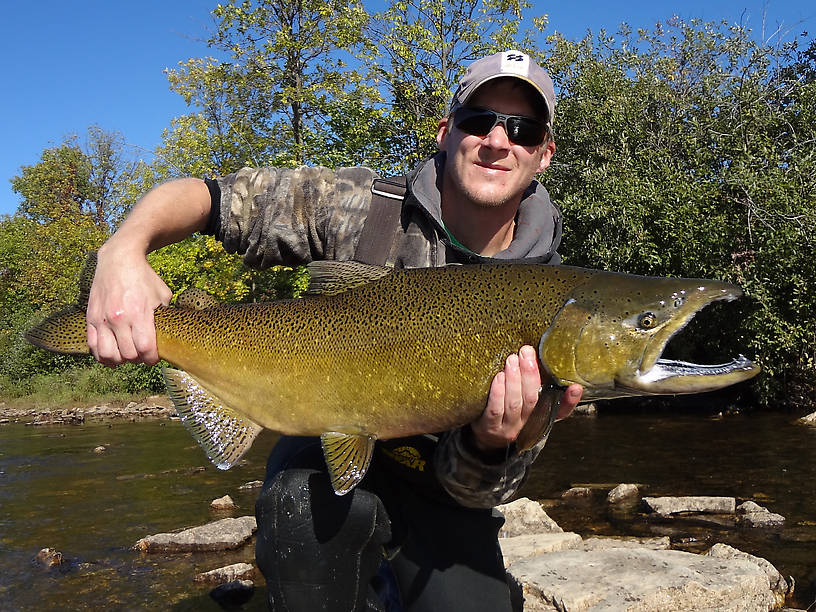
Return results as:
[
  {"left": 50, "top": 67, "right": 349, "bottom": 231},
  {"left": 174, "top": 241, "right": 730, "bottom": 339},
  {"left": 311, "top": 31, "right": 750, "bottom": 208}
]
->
[{"left": 440, "top": 186, "right": 520, "bottom": 257}]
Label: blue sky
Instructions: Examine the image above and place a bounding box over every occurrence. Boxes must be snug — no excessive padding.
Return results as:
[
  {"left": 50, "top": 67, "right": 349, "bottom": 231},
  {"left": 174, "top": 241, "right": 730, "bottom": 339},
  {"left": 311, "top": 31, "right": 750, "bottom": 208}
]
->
[{"left": 2, "top": 0, "right": 812, "bottom": 217}]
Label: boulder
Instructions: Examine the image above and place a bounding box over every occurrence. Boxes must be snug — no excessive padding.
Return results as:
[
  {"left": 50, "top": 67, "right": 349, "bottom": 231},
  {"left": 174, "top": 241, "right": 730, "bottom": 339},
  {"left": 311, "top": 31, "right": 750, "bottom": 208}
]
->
[
  {"left": 643, "top": 496, "right": 736, "bottom": 515},
  {"left": 607, "top": 483, "right": 639, "bottom": 504},
  {"left": 508, "top": 548, "right": 781, "bottom": 611},
  {"left": 497, "top": 498, "right": 562, "bottom": 537},
  {"left": 210, "top": 495, "right": 236, "bottom": 511},
  {"left": 737, "top": 501, "right": 786, "bottom": 528},
  {"left": 133, "top": 516, "right": 257, "bottom": 553}
]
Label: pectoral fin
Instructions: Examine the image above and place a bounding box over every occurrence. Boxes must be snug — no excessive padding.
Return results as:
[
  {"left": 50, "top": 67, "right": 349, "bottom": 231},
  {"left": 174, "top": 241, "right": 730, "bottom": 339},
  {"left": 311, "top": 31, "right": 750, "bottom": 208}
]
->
[
  {"left": 320, "top": 432, "right": 377, "bottom": 495},
  {"left": 515, "top": 385, "right": 562, "bottom": 451},
  {"left": 163, "top": 368, "right": 262, "bottom": 469}
]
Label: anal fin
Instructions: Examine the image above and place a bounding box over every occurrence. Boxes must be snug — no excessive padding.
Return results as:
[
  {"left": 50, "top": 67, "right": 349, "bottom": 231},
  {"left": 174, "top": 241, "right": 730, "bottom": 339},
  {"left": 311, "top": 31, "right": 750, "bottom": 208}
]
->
[
  {"left": 163, "top": 368, "right": 262, "bottom": 469},
  {"left": 320, "top": 432, "right": 377, "bottom": 495}
]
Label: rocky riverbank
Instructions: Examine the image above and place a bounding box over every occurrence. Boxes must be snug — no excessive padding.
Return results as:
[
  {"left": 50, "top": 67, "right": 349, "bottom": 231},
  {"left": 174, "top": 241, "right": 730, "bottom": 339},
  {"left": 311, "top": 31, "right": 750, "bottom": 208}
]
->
[
  {"left": 37, "top": 487, "right": 795, "bottom": 611},
  {"left": 0, "top": 395, "right": 175, "bottom": 425}
]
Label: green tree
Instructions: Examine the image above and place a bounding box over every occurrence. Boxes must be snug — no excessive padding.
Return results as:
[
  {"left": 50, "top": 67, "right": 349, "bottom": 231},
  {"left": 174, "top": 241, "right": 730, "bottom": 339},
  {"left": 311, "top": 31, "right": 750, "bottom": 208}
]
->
[
  {"left": 540, "top": 19, "right": 815, "bottom": 407},
  {"left": 364, "top": 0, "right": 540, "bottom": 173}
]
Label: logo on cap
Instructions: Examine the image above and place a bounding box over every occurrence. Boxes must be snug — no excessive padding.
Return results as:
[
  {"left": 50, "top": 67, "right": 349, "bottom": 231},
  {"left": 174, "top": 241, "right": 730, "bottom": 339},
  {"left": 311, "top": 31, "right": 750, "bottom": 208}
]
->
[{"left": 501, "top": 51, "right": 530, "bottom": 76}]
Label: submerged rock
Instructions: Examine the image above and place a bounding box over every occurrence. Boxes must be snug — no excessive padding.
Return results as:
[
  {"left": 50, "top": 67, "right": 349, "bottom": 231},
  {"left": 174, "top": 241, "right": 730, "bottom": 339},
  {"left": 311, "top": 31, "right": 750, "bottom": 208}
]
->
[
  {"left": 508, "top": 547, "right": 782, "bottom": 611},
  {"left": 209, "top": 579, "right": 255, "bottom": 607},
  {"left": 34, "top": 548, "right": 66, "bottom": 568},
  {"left": 133, "top": 516, "right": 257, "bottom": 553},
  {"left": 194, "top": 562, "right": 256, "bottom": 584}
]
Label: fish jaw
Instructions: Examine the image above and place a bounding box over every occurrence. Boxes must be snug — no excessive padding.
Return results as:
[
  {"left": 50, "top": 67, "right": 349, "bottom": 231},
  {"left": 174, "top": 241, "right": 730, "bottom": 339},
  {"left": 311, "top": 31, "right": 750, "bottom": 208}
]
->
[{"left": 539, "top": 272, "right": 760, "bottom": 400}]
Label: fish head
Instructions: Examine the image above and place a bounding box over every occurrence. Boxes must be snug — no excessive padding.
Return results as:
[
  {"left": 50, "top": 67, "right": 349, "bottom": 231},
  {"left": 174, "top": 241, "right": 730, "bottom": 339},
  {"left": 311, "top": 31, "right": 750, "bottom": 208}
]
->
[{"left": 538, "top": 272, "right": 760, "bottom": 400}]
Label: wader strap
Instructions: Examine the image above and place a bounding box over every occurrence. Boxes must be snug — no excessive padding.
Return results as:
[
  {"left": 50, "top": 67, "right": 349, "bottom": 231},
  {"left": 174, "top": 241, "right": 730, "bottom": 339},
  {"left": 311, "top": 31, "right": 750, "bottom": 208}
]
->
[{"left": 355, "top": 177, "right": 407, "bottom": 266}]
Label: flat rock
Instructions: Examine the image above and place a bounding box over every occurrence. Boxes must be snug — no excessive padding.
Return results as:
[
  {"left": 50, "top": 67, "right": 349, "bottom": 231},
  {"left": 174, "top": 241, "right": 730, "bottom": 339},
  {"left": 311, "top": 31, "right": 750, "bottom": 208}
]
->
[
  {"left": 581, "top": 536, "right": 670, "bottom": 551},
  {"left": 133, "top": 516, "right": 257, "bottom": 553},
  {"left": 508, "top": 548, "right": 780, "bottom": 611},
  {"left": 607, "top": 483, "right": 639, "bottom": 503},
  {"left": 497, "top": 498, "right": 562, "bottom": 537},
  {"left": 194, "top": 562, "right": 256, "bottom": 584},
  {"left": 500, "top": 532, "right": 582, "bottom": 566},
  {"left": 643, "top": 496, "right": 736, "bottom": 515},
  {"left": 562, "top": 487, "right": 592, "bottom": 500}
]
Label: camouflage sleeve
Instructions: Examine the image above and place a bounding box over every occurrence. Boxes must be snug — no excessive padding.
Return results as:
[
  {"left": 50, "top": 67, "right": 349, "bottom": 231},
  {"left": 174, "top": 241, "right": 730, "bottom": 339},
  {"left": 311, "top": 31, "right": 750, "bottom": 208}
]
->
[
  {"left": 210, "top": 165, "right": 378, "bottom": 268},
  {"left": 433, "top": 426, "right": 549, "bottom": 508}
]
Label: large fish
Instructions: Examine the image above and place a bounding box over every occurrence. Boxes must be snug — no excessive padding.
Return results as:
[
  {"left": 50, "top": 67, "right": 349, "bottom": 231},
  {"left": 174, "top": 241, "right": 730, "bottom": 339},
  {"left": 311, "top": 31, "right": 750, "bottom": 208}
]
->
[{"left": 26, "top": 255, "right": 759, "bottom": 494}]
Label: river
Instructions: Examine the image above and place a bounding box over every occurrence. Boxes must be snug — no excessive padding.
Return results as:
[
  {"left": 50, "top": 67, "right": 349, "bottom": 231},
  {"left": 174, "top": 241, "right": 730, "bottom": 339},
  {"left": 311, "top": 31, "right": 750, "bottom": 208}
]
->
[{"left": 1, "top": 409, "right": 814, "bottom": 610}]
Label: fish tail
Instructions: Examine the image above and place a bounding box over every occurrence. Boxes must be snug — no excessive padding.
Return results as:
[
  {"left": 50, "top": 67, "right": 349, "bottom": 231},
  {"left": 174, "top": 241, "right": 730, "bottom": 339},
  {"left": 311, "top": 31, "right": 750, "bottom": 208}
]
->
[{"left": 24, "top": 253, "right": 97, "bottom": 356}]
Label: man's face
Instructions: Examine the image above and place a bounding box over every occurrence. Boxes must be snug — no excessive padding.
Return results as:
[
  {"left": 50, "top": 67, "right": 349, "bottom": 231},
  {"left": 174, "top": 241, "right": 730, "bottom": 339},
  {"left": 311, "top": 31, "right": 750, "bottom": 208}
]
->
[{"left": 437, "top": 79, "right": 555, "bottom": 209}]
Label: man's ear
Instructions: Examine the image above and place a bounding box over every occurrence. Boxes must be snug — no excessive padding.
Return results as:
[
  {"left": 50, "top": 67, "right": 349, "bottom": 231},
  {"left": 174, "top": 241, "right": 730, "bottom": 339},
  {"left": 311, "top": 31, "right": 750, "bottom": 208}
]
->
[
  {"left": 436, "top": 117, "right": 450, "bottom": 151},
  {"left": 537, "top": 138, "right": 556, "bottom": 173}
]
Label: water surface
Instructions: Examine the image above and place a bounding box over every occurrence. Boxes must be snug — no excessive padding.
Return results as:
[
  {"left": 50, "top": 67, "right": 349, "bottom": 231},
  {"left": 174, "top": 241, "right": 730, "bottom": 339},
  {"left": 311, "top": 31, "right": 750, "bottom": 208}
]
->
[{"left": 1, "top": 411, "right": 814, "bottom": 609}]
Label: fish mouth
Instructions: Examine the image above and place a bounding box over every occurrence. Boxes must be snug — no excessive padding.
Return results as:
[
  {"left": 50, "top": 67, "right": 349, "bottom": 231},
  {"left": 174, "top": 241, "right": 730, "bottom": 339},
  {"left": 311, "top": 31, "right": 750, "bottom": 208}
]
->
[
  {"left": 626, "top": 354, "right": 760, "bottom": 393},
  {"left": 618, "top": 289, "right": 760, "bottom": 395}
]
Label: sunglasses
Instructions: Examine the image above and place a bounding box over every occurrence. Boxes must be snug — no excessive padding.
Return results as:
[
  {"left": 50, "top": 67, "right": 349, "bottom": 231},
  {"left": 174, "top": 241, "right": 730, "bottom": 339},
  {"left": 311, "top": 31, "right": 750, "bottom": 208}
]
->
[{"left": 453, "top": 107, "right": 549, "bottom": 147}]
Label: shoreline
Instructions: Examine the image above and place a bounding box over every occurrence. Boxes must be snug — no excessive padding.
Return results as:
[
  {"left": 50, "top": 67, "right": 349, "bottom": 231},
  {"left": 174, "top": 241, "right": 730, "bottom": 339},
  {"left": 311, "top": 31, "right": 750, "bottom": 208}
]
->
[{"left": 0, "top": 395, "right": 175, "bottom": 425}]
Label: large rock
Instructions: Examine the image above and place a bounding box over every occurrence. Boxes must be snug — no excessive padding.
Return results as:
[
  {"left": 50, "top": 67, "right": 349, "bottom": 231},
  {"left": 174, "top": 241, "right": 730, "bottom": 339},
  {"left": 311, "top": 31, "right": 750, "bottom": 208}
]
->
[
  {"left": 706, "top": 543, "right": 789, "bottom": 606},
  {"left": 643, "top": 495, "right": 736, "bottom": 515},
  {"left": 737, "top": 501, "right": 786, "bottom": 528},
  {"left": 581, "top": 536, "right": 670, "bottom": 551},
  {"left": 133, "top": 516, "right": 257, "bottom": 553},
  {"left": 500, "top": 532, "right": 582, "bottom": 566},
  {"left": 497, "top": 498, "right": 562, "bottom": 537},
  {"left": 607, "top": 483, "right": 639, "bottom": 504},
  {"left": 508, "top": 548, "right": 781, "bottom": 611}
]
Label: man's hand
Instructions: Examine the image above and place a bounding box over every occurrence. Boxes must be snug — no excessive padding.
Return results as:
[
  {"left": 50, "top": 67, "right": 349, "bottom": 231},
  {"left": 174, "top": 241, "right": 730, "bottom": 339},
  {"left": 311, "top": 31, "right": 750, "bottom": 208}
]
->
[
  {"left": 86, "top": 244, "right": 172, "bottom": 367},
  {"left": 470, "top": 345, "right": 582, "bottom": 452}
]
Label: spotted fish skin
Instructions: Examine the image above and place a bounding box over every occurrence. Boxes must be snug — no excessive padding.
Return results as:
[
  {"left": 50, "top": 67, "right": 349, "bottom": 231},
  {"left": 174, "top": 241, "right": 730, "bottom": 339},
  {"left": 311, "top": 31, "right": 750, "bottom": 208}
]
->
[{"left": 25, "top": 255, "right": 759, "bottom": 493}]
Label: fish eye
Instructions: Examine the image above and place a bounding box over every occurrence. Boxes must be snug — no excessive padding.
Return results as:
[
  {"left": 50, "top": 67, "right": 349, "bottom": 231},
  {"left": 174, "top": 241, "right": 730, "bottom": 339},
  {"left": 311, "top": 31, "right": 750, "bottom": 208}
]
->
[
  {"left": 673, "top": 297, "right": 684, "bottom": 308},
  {"left": 638, "top": 312, "right": 657, "bottom": 329}
]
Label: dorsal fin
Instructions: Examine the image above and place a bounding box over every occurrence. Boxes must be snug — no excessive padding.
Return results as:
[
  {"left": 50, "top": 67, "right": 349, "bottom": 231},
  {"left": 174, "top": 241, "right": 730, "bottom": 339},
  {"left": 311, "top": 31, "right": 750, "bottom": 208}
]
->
[
  {"left": 176, "top": 287, "right": 220, "bottom": 310},
  {"left": 304, "top": 261, "right": 392, "bottom": 296},
  {"left": 77, "top": 252, "right": 98, "bottom": 308}
]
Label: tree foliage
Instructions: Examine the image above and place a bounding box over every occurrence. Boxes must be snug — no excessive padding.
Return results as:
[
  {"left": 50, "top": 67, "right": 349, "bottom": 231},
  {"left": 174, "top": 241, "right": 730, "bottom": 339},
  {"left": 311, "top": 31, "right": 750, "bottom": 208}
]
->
[
  {"left": 2, "top": 5, "right": 813, "bottom": 408},
  {"left": 541, "top": 18, "right": 815, "bottom": 407}
]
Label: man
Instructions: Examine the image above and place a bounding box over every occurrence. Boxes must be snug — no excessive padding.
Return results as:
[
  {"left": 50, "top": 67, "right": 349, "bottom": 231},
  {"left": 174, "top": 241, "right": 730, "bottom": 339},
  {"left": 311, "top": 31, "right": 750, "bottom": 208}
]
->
[{"left": 87, "top": 50, "right": 583, "bottom": 611}]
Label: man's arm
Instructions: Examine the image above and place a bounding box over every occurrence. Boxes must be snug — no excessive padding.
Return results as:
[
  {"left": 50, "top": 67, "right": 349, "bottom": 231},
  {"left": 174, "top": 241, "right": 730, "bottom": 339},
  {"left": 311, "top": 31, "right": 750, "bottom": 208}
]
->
[
  {"left": 435, "top": 346, "right": 582, "bottom": 508},
  {"left": 87, "top": 178, "right": 211, "bottom": 367}
]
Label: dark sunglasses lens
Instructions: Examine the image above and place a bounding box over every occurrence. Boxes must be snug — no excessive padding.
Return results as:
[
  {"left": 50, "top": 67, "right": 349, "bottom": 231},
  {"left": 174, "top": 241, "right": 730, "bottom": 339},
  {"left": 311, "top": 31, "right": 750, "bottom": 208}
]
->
[
  {"left": 455, "top": 109, "right": 545, "bottom": 146},
  {"left": 455, "top": 111, "right": 497, "bottom": 137},
  {"left": 506, "top": 117, "right": 546, "bottom": 146}
]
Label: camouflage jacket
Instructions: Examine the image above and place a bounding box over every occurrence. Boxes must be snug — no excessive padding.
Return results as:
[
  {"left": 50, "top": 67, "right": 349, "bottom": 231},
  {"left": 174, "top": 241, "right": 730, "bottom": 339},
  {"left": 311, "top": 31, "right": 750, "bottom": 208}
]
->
[{"left": 205, "top": 153, "right": 563, "bottom": 508}]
